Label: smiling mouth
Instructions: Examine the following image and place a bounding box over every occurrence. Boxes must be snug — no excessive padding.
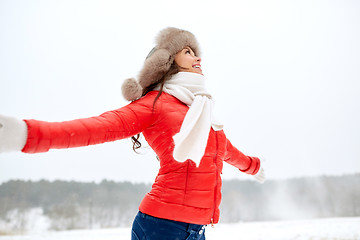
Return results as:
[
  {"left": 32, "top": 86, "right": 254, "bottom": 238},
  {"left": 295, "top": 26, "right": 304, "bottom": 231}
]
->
[{"left": 193, "top": 65, "right": 201, "bottom": 69}]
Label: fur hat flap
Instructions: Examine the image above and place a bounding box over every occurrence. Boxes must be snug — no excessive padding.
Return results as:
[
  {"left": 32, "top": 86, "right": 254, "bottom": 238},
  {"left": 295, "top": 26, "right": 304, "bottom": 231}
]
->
[{"left": 138, "top": 49, "right": 172, "bottom": 89}]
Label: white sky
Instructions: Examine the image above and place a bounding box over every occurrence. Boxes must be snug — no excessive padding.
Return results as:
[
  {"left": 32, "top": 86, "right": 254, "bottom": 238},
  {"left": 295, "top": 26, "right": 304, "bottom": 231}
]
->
[{"left": 0, "top": 0, "right": 359, "bottom": 183}]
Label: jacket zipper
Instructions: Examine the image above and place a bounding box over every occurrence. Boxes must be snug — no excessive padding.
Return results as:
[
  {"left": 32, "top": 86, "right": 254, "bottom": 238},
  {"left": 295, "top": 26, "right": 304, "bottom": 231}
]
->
[
  {"left": 211, "top": 131, "right": 219, "bottom": 227},
  {"left": 183, "top": 160, "right": 190, "bottom": 202}
]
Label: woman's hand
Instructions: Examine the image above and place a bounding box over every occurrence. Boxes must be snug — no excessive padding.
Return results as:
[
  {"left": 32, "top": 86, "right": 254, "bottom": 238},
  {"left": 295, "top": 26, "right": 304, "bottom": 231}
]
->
[
  {"left": 254, "top": 167, "right": 266, "bottom": 183},
  {"left": 254, "top": 158, "right": 266, "bottom": 184},
  {"left": 0, "top": 115, "right": 27, "bottom": 153}
]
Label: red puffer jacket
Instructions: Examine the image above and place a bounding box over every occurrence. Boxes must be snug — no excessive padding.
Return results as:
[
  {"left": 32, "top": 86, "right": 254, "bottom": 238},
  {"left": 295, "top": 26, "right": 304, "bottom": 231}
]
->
[{"left": 22, "top": 91, "right": 260, "bottom": 225}]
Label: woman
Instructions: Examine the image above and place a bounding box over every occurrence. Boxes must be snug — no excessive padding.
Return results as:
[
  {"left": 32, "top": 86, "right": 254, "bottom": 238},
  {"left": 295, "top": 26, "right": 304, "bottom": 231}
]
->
[{"left": 0, "top": 27, "right": 265, "bottom": 240}]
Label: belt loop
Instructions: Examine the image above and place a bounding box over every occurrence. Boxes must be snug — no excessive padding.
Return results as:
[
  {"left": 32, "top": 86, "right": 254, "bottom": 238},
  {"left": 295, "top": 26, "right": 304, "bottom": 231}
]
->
[{"left": 186, "top": 223, "right": 193, "bottom": 233}]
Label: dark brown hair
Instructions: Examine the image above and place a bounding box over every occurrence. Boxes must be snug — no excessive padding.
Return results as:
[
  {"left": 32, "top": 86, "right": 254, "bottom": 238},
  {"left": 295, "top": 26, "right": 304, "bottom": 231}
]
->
[{"left": 130, "top": 63, "right": 179, "bottom": 152}]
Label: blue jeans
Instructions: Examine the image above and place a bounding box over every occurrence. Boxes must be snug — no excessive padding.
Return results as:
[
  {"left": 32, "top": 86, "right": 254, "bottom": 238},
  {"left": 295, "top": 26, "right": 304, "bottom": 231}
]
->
[{"left": 131, "top": 211, "right": 206, "bottom": 240}]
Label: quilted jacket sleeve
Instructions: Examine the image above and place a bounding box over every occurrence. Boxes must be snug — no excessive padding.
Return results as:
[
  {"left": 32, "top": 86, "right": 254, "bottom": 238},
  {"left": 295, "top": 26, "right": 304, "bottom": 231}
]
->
[
  {"left": 224, "top": 138, "right": 260, "bottom": 175},
  {"left": 22, "top": 94, "right": 158, "bottom": 154}
]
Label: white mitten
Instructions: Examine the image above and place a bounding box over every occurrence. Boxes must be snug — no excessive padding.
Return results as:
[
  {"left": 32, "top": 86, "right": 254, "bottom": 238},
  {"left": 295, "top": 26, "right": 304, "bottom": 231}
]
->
[
  {"left": 254, "top": 159, "right": 266, "bottom": 184},
  {"left": 0, "top": 115, "right": 28, "bottom": 153}
]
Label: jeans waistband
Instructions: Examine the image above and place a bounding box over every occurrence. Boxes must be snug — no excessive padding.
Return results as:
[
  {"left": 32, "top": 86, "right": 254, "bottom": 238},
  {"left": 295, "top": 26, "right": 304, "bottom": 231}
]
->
[{"left": 137, "top": 211, "right": 205, "bottom": 233}]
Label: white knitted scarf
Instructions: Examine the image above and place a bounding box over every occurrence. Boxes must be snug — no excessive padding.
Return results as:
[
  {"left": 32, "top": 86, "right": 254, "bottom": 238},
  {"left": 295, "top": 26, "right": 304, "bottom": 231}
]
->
[{"left": 159, "top": 72, "right": 223, "bottom": 166}]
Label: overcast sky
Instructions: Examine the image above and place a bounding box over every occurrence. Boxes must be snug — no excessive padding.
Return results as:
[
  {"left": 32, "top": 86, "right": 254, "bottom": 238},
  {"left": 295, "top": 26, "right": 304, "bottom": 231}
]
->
[{"left": 0, "top": 0, "right": 359, "bottom": 184}]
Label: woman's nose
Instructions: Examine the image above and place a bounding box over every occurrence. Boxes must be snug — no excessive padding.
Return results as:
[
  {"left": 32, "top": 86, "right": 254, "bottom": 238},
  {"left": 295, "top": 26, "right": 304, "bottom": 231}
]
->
[{"left": 196, "top": 56, "right": 201, "bottom": 62}]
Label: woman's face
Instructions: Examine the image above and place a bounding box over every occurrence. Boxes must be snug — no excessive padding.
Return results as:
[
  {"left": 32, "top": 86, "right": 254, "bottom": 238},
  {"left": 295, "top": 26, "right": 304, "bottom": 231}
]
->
[{"left": 174, "top": 47, "right": 203, "bottom": 75}]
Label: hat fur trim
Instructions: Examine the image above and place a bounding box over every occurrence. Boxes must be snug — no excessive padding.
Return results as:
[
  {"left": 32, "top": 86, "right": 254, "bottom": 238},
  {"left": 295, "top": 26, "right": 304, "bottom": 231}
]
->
[{"left": 156, "top": 27, "right": 200, "bottom": 58}]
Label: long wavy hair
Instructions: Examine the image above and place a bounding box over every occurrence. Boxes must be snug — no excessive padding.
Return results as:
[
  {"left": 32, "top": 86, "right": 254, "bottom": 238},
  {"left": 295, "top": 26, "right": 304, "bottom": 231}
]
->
[{"left": 130, "top": 63, "right": 180, "bottom": 152}]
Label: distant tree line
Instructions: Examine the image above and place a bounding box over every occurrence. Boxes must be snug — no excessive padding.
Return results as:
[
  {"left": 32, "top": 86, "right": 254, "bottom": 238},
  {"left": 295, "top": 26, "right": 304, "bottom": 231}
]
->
[
  {"left": 0, "top": 174, "right": 359, "bottom": 234},
  {"left": 220, "top": 174, "right": 360, "bottom": 222},
  {"left": 0, "top": 180, "right": 150, "bottom": 233}
]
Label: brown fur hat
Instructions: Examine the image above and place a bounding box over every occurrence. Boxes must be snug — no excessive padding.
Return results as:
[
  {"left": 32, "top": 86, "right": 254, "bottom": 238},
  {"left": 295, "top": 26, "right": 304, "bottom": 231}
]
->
[{"left": 121, "top": 27, "right": 200, "bottom": 101}]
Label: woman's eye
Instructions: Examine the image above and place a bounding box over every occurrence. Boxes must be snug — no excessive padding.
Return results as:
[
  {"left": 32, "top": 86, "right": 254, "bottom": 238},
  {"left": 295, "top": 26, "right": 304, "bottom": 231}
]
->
[{"left": 185, "top": 50, "right": 191, "bottom": 54}]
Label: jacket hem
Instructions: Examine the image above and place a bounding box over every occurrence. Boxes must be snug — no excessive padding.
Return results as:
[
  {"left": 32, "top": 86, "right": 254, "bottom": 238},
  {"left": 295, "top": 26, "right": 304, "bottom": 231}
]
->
[{"left": 139, "top": 194, "right": 216, "bottom": 225}]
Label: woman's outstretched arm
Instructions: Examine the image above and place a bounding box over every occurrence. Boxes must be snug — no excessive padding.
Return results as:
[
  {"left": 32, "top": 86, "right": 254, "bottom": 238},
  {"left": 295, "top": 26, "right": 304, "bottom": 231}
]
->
[
  {"left": 0, "top": 93, "right": 159, "bottom": 154},
  {"left": 224, "top": 138, "right": 261, "bottom": 175},
  {"left": 224, "top": 138, "right": 266, "bottom": 183}
]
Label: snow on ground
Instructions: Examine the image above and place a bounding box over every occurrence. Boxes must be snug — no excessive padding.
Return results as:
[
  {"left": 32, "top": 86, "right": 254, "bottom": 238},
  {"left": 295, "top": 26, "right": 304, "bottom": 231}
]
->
[
  {"left": 206, "top": 217, "right": 360, "bottom": 240},
  {"left": 0, "top": 217, "right": 359, "bottom": 240}
]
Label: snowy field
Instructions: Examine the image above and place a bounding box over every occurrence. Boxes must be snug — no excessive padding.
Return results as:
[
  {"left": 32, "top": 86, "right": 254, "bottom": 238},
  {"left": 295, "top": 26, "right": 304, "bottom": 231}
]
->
[{"left": 0, "top": 217, "right": 359, "bottom": 240}]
